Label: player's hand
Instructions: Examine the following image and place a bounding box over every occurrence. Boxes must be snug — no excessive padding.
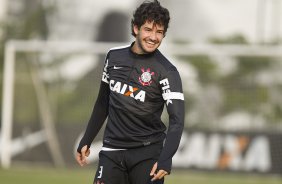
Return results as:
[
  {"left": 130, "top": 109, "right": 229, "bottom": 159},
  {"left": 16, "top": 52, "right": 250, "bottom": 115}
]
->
[
  {"left": 150, "top": 162, "right": 168, "bottom": 181},
  {"left": 76, "top": 145, "right": 90, "bottom": 167}
]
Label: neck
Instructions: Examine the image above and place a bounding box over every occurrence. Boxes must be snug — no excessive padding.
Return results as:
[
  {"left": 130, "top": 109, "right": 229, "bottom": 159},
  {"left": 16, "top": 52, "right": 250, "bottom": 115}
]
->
[{"left": 131, "top": 41, "right": 144, "bottom": 54}]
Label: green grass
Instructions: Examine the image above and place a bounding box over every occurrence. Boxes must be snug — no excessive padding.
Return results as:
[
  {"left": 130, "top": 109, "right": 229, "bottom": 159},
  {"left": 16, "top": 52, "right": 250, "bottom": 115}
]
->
[
  {"left": 166, "top": 170, "right": 282, "bottom": 184},
  {"left": 0, "top": 166, "right": 281, "bottom": 184}
]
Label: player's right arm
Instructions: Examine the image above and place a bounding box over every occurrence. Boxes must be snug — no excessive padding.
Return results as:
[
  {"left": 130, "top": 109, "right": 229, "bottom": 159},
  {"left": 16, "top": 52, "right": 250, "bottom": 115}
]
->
[{"left": 76, "top": 57, "right": 110, "bottom": 166}]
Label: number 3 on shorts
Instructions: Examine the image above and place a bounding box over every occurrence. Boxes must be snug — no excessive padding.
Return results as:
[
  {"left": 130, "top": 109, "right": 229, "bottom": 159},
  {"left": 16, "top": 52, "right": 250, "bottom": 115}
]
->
[{"left": 97, "top": 166, "right": 103, "bottom": 179}]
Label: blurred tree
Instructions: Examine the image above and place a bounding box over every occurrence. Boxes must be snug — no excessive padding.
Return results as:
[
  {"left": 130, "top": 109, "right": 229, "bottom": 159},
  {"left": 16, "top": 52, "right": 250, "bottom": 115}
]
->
[
  {"left": 178, "top": 33, "right": 282, "bottom": 130},
  {"left": 208, "top": 33, "right": 248, "bottom": 44}
]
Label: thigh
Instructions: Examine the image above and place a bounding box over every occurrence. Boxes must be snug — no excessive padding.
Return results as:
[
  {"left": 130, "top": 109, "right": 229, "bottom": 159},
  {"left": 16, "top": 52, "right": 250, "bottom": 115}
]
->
[
  {"left": 128, "top": 159, "right": 164, "bottom": 184},
  {"left": 93, "top": 151, "right": 128, "bottom": 184},
  {"left": 127, "top": 143, "right": 164, "bottom": 184}
]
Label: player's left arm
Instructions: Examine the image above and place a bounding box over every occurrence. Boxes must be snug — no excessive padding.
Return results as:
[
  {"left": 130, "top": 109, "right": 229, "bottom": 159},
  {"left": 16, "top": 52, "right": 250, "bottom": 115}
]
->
[{"left": 154, "top": 68, "right": 185, "bottom": 178}]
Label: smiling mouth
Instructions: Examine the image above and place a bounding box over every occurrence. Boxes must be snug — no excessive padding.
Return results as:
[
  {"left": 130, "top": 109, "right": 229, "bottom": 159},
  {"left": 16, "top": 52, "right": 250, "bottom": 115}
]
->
[{"left": 145, "top": 40, "right": 158, "bottom": 47}]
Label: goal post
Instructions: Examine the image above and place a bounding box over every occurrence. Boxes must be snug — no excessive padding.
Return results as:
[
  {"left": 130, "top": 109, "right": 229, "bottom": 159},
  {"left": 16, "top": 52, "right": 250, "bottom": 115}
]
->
[
  {"left": 1, "top": 40, "right": 282, "bottom": 169},
  {"left": 1, "top": 41, "right": 15, "bottom": 169}
]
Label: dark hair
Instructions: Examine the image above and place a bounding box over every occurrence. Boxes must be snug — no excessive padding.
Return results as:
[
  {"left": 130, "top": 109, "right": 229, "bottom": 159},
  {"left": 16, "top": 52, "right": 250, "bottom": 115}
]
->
[{"left": 131, "top": 0, "right": 170, "bottom": 37}]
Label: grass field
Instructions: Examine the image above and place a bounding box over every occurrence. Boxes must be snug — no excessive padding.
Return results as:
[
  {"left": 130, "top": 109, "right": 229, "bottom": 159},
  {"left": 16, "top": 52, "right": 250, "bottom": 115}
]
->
[{"left": 1, "top": 166, "right": 282, "bottom": 184}]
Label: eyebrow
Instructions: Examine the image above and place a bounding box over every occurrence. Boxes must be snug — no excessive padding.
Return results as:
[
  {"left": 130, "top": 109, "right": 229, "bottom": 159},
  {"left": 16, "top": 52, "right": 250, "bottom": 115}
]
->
[{"left": 144, "top": 24, "right": 164, "bottom": 31}]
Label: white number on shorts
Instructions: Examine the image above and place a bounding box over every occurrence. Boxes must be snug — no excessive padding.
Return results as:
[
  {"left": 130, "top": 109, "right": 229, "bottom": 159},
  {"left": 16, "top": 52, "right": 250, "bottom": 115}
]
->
[{"left": 97, "top": 166, "right": 103, "bottom": 178}]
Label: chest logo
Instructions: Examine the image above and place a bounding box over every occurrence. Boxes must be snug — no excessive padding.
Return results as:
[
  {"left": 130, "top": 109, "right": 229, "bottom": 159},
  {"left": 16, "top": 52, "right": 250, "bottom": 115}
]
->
[
  {"left": 139, "top": 68, "right": 155, "bottom": 86},
  {"left": 109, "top": 80, "right": 146, "bottom": 102}
]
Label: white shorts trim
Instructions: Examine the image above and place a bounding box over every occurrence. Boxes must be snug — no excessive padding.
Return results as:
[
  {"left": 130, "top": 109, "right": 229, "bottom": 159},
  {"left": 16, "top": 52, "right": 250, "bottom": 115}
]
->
[{"left": 101, "top": 147, "right": 127, "bottom": 151}]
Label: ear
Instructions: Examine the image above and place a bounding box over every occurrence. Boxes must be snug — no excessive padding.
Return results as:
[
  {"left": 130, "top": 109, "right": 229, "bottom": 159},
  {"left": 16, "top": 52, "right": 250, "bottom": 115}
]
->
[{"left": 133, "top": 25, "right": 139, "bottom": 35}]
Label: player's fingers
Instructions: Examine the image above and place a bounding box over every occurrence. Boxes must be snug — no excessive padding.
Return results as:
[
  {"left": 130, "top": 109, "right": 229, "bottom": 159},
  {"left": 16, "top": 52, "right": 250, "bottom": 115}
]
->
[
  {"left": 83, "top": 147, "right": 90, "bottom": 165},
  {"left": 159, "top": 170, "right": 168, "bottom": 179},
  {"left": 81, "top": 145, "right": 88, "bottom": 158},
  {"left": 79, "top": 145, "right": 89, "bottom": 166},
  {"left": 150, "top": 162, "right": 158, "bottom": 176},
  {"left": 151, "top": 171, "right": 161, "bottom": 181},
  {"left": 85, "top": 148, "right": 90, "bottom": 157},
  {"left": 151, "top": 170, "right": 168, "bottom": 181},
  {"left": 76, "top": 153, "right": 84, "bottom": 166}
]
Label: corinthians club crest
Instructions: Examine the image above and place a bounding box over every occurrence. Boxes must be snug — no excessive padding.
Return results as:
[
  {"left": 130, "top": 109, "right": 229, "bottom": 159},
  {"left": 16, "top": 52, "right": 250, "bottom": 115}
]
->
[{"left": 139, "top": 67, "right": 155, "bottom": 86}]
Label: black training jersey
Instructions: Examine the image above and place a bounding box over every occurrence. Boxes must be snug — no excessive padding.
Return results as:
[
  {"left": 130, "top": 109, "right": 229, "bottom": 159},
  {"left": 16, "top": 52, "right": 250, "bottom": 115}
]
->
[{"left": 78, "top": 42, "right": 185, "bottom": 172}]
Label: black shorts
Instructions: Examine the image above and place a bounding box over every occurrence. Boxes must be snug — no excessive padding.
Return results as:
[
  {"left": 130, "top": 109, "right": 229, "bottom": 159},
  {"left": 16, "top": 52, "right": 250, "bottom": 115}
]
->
[{"left": 93, "top": 143, "right": 164, "bottom": 184}]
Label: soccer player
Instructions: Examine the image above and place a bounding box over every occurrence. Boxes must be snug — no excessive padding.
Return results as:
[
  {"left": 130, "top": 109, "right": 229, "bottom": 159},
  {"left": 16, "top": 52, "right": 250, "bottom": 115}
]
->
[{"left": 76, "top": 0, "right": 185, "bottom": 183}]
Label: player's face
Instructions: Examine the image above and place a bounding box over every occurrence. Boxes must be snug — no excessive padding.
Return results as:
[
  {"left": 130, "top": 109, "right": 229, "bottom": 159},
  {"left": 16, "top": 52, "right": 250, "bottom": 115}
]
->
[{"left": 132, "top": 21, "right": 165, "bottom": 54}]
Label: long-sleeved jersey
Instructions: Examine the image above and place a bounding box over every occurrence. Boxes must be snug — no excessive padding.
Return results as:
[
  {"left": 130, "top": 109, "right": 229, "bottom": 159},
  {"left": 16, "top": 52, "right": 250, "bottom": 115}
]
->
[{"left": 78, "top": 42, "right": 185, "bottom": 172}]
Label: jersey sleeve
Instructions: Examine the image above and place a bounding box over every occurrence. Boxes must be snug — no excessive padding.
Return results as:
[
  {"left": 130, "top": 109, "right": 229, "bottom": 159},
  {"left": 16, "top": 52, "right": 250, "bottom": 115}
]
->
[
  {"left": 157, "top": 68, "right": 185, "bottom": 173},
  {"left": 77, "top": 56, "right": 110, "bottom": 153}
]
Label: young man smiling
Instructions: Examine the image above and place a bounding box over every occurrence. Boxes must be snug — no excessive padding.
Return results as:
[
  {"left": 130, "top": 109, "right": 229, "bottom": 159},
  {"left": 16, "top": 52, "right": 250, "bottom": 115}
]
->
[
  {"left": 76, "top": 1, "right": 185, "bottom": 183},
  {"left": 132, "top": 20, "right": 164, "bottom": 54}
]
